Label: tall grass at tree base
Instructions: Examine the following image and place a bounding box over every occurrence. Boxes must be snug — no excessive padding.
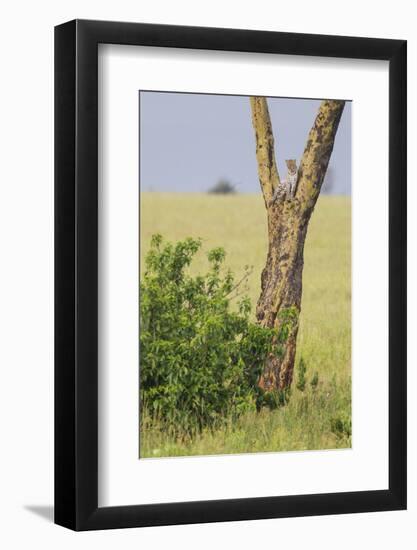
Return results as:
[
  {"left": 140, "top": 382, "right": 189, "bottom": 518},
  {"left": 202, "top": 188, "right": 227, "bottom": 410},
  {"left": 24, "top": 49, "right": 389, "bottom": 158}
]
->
[{"left": 140, "top": 375, "right": 351, "bottom": 457}]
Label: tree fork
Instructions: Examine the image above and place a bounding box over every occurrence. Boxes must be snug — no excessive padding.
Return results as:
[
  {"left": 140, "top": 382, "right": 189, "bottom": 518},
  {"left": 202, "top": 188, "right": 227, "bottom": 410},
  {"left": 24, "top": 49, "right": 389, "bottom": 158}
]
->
[{"left": 250, "top": 97, "right": 345, "bottom": 391}]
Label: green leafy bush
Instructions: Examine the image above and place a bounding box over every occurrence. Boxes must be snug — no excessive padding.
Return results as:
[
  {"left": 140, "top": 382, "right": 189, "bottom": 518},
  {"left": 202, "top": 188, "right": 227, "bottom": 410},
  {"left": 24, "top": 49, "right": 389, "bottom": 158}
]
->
[{"left": 140, "top": 234, "right": 275, "bottom": 435}]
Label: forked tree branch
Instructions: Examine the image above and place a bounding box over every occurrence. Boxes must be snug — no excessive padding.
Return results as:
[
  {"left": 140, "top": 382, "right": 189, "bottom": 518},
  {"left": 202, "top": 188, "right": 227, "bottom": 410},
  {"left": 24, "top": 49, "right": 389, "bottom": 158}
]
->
[
  {"left": 250, "top": 97, "right": 345, "bottom": 215},
  {"left": 297, "top": 99, "right": 345, "bottom": 209},
  {"left": 250, "top": 97, "right": 280, "bottom": 207}
]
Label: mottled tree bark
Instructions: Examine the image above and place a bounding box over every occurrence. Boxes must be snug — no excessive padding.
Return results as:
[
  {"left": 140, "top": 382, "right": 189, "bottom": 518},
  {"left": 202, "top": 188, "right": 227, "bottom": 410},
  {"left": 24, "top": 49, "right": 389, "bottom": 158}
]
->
[{"left": 250, "top": 97, "right": 345, "bottom": 391}]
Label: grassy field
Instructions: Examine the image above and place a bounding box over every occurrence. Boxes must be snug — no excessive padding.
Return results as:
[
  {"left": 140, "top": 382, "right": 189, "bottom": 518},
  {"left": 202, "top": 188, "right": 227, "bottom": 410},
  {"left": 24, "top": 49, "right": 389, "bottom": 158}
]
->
[{"left": 140, "top": 192, "right": 351, "bottom": 457}]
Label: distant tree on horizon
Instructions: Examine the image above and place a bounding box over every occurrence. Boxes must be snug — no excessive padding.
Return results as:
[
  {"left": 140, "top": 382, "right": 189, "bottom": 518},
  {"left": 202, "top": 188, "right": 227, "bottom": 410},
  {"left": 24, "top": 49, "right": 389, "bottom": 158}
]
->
[{"left": 208, "top": 179, "right": 236, "bottom": 194}]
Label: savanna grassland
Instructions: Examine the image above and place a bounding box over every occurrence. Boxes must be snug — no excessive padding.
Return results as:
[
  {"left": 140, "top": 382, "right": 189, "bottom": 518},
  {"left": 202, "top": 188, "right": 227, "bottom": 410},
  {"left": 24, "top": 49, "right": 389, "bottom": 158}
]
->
[{"left": 140, "top": 192, "right": 351, "bottom": 457}]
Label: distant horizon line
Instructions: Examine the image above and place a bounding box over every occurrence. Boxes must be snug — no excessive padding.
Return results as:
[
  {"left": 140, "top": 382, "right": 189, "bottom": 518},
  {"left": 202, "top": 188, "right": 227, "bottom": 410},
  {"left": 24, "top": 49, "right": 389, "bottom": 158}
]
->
[{"left": 140, "top": 189, "right": 351, "bottom": 196}]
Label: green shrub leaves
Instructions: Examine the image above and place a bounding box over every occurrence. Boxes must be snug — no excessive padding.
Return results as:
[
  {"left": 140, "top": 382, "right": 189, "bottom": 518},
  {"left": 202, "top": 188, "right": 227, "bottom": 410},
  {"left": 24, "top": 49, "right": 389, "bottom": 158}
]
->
[{"left": 140, "top": 235, "right": 275, "bottom": 435}]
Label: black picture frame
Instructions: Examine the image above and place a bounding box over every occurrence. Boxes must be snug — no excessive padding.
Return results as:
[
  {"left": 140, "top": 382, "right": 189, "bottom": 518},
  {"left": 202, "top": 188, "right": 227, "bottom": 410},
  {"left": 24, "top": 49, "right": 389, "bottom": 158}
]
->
[{"left": 55, "top": 19, "right": 407, "bottom": 531}]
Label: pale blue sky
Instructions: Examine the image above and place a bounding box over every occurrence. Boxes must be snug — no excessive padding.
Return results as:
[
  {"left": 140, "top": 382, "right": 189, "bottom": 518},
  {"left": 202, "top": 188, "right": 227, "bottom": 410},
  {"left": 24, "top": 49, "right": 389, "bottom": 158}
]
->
[{"left": 139, "top": 92, "right": 351, "bottom": 195}]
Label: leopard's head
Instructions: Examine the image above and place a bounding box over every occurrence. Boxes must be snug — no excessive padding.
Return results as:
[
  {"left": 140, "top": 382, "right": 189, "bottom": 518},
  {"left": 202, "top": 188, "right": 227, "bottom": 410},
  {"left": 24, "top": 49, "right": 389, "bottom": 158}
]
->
[{"left": 285, "top": 159, "right": 297, "bottom": 174}]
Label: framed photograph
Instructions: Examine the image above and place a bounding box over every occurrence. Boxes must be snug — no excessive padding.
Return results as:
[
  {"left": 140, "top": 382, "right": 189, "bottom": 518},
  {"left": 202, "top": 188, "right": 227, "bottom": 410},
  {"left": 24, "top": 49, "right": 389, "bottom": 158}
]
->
[{"left": 55, "top": 19, "right": 406, "bottom": 530}]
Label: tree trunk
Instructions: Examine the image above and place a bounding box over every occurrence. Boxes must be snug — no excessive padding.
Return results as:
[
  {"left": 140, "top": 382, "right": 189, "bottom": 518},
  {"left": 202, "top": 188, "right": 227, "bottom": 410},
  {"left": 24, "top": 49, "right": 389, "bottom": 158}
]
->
[{"left": 250, "top": 97, "right": 345, "bottom": 391}]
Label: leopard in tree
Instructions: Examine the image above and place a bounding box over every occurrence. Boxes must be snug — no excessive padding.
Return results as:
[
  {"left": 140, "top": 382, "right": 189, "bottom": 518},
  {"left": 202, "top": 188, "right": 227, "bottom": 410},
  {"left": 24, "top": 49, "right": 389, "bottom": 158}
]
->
[{"left": 269, "top": 159, "right": 298, "bottom": 205}]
